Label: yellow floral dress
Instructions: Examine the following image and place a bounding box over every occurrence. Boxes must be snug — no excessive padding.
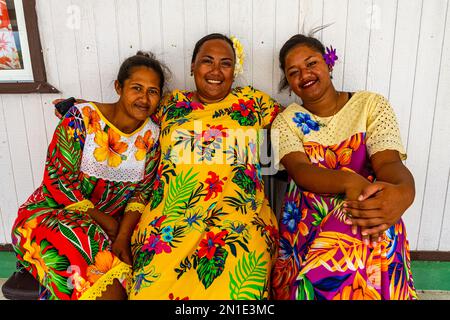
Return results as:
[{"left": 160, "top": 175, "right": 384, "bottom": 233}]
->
[{"left": 129, "top": 86, "right": 281, "bottom": 300}]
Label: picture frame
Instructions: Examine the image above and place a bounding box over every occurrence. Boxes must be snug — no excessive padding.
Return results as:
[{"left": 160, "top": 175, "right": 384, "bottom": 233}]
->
[{"left": 0, "top": 0, "right": 59, "bottom": 93}]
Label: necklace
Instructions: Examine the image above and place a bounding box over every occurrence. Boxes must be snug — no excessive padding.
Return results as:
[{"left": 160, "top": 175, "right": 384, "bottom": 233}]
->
[{"left": 311, "top": 91, "right": 341, "bottom": 128}]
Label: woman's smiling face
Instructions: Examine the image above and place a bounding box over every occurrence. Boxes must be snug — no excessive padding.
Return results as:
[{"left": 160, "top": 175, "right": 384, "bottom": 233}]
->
[
  {"left": 191, "top": 39, "right": 235, "bottom": 104},
  {"left": 284, "top": 44, "right": 332, "bottom": 102}
]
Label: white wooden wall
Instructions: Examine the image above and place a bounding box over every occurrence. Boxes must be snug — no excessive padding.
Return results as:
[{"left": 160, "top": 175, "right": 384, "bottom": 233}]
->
[{"left": 0, "top": 0, "right": 449, "bottom": 251}]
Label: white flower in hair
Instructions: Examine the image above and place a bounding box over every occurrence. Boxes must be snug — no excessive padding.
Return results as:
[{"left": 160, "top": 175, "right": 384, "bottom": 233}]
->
[{"left": 230, "top": 36, "right": 245, "bottom": 77}]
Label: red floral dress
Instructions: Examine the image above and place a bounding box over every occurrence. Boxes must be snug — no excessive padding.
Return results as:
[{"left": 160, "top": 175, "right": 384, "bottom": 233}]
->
[{"left": 11, "top": 103, "right": 160, "bottom": 300}]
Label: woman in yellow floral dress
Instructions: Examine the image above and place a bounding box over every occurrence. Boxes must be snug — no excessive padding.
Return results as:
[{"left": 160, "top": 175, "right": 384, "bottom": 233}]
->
[
  {"left": 128, "top": 34, "right": 281, "bottom": 300},
  {"left": 11, "top": 52, "right": 166, "bottom": 300}
]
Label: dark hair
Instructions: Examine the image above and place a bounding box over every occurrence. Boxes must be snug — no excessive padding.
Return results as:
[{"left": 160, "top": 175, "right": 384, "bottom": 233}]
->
[
  {"left": 117, "top": 51, "right": 171, "bottom": 94},
  {"left": 191, "top": 33, "right": 236, "bottom": 64},
  {"left": 278, "top": 34, "right": 326, "bottom": 92}
]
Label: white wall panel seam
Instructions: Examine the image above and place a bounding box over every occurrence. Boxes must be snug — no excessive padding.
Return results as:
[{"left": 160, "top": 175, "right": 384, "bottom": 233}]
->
[
  {"left": 387, "top": 0, "right": 399, "bottom": 100},
  {"left": 438, "top": 169, "right": 450, "bottom": 248},
  {"left": 405, "top": 0, "right": 424, "bottom": 153}
]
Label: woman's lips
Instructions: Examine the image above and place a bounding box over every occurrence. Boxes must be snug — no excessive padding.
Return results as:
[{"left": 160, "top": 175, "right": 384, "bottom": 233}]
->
[
  {"left": 206, "top": 79, "right": 223, "bottom": 85},
  {"left": 301, "top": 80, "right": 318, "bottom": 89}
]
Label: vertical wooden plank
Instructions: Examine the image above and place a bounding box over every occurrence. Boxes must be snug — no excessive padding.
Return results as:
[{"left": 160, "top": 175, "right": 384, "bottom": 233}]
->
[
  {"left": 72, "top": 0, "right": 103, "bottom": 102},
  {"left": 272, "top": 0, "right": 300, "bottom": 106},
  {"left": 36, "top": 0, "right": 61, "bottom": 91},
  {"left": 0, "top": 97, "right": 18, "bottom": 244},
  {"left": 388, "top": 0, "right": 422, "bottom": 147},
  {"left": 403, "top": 0, "right": 448, "bottom": 250},
  {"left": 418, "top": 1, "right": 450, "bottom": 250},
  {"left": 230, "top": 0, "right": 253, "bottom": 87},
  {"left": 138, "top": 0, "right": 163, "bottom": 55},
  {"left": 438, "top": 171, "right": 450, "bottom": 251},
  {"left": 299, "top": 0, "right": 324, "bottom": 39},
  {"left": 252, "top": 0, "right": 275, "bottom": 95},
  {"left": 115, "top": 0, "right": 141, "bottom": 62},
  {"left": 161, "top": 0, "right": 186, "bottom": 90},
  {"left": 35, "top": 0, "right": 62, "bottom": 142},
  {"left": 21, "top": 95, "right": 48, "bottom": 188},
  {"left": 49, "top": 0, "right": 82, "bottom": 97},
  {"left": 342, "top": 0, "right": 372, "bottom": 92},
  {"left": 322, "top": 0, "right": 349, "bottom": 92},
  {"left": 206, "top": 0, "right": 229, "bottom": 34},
  {"left": 1, "top": 96, "right": 34, "bottom": 207},
  {"left": 93, "top": 0, "right": 120, "bottom": 103},
  {"left": 366, "top": 0, "right": 397, "bottom": 97},
  {"left": 0, "top": 208, "right": 6, "bottom": 243},
  {"left": 184, "top": 0, "right": 207, "bottom": 90}
]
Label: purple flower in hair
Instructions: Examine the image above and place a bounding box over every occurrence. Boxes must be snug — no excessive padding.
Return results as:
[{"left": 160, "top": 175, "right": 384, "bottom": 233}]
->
[{"left": 323, "top": 46, "right": 338, "bottom": 69}]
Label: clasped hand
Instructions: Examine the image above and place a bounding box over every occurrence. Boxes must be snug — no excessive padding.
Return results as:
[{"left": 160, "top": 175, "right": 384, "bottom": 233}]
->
[{"left": 344, "top": 180, "right": 409, "bottom": 246}]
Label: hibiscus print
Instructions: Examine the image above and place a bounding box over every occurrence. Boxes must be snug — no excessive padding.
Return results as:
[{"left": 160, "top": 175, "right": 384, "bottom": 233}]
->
[
  {"left": 93, "top": 129, "right": 128, "bottom": 167},
  {"left": 135, "top": 130, "right": 154, "bottom": 161},
  {"left": 204, "top": 171, "right": 227, "bottom": 201},
  {"left": 293, "top": 112, "right": 320, "bottom": 135},
  {"left": 230, "top": 99, "right": 257, "bottom": 126},
  {"left": 197, "top": 230, "right": 228, "bottom": 260},
  {"left": 82, "top": 106, "right": 101, "bottom": 134},
  {"left": 142, "top": 234, "right": 172, "bottom": 254}
]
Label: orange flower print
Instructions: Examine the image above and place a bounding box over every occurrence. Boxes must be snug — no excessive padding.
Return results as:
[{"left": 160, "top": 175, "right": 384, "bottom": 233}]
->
[
  {"left": 325, "top": 149, "right": 337, "bottom": 169},
  {"left": 135, "top": 130, "right": 154, "bottom": 161},
  {"left": 337, "top": 147, "right": 353, "bottom": 166},
  {"left": 94, "top": 129, "right": 128, "bottom": 167},
  {"left": 23, "top": 241, "right": 49, "bottom": 281},
  {"left": 348, "top": 133, "right": 362, "bottom": 151},
  {"left": 86, "top": 251, "right": 122, "bottom": 284},
  {"left": 332, "top": 272, "right": 381, "bottom": 300},
  {"left": 82, "top": 106, "right": 101, "bottom": 134},
  {"left": 304, "top": 142, "right": 324, "bottom": 163}
]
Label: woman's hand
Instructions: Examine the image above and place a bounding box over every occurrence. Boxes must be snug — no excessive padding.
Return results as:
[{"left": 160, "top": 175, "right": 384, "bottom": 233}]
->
[
  {"left": 111, "top": 235, "right": 133, "bottom": 265},
  {"left": 344, "top": 181, "right": 415, "bottom": 239},
  {"left": 111, "top": 210, "right": 141, "bottom": 265},
  {"left": 343, "top": 173, "right": 371, "bottom": 201},
  {"left": 52, "top": 98, "right": 87, "bottom": 119},
  {"left": 342, "top": 175, "right": 386, "bottom": 246},
  {"left": 87, "top": 208, "right": 119, "bottom": 242}
]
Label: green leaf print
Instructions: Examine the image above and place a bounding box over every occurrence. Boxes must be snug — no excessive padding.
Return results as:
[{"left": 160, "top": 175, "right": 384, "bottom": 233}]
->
[
  {"left": 166, "top": 104, "right": 191, "bottom": 121},
  {"left": 162, "top": 168, "right": 198, "bottom": 225},
  {"left": 224, "top": 190, "right": 261, "bottom": 215},
  {"left": 56, "top": 125, "right": 81, "bottom": 172},
  {"left": 58, "top": 222, "right": 92, "bottom": 264},
  {"left": 39, "top": 240, "right": 72, "bottom": 295},
  {"left": 56, "top": 179, "right": 78, "bottom": 202},
  {"left": 311, "top": 197, "right": 329, "bottom": 226},
  {"left": 151, "top": 183, "right": 164, "bottom": 210},
  {"left": 81, "top": 175, "right": 96, "bottom": 197},
  {"left": 87, "top": 224, "right": 99, "bottom": 262},
  {"left": 197, "top": 246, "right": 228, "bottom": 289},
  {"left": 296, "top": 274, "right": 315, "bottom": 300},
  {"left": 232, "top": 168, "right": 256, "bottom": 195},
  {"left": 230, "top": 111, "right": 257, "bottom": 126},
  {"left": 229, "top": 251, "right": 268, "bottom": 300}
]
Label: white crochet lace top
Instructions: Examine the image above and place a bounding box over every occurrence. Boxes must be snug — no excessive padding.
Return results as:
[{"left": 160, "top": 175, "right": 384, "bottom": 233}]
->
[
  {"left": 77, "top": 102, "right": 160, "bottom": 182},
  {"left": 271, "top": 91, "right": 406, "bottom": 170}
]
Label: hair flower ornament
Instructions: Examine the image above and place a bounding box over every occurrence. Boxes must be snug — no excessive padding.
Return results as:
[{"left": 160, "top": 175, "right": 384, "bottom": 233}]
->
[
  {"left": 230, "top": 35, "right": 245, "bottom": 77},
  {"left": 323, "top": 46, "right": 338, "bottom": 70}
]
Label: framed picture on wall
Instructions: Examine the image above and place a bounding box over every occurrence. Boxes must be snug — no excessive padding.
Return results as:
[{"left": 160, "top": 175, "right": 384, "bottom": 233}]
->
[{"left": 0, "top": 0, "right": 58, "bottom": 93}]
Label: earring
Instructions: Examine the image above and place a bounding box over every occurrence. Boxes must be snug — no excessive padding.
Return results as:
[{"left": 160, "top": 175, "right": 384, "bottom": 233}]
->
[
  {"left": 190, "top": 71, "right": 193, "bottom": 76},
  {"left": 289, "top": 90, "right": 292, "bottom": 97}
]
